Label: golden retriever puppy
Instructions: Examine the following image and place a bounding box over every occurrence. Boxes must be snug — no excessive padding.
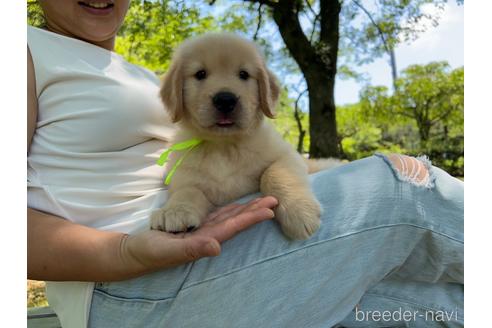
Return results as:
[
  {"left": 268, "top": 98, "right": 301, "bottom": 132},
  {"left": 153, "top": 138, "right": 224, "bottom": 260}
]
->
[{"left": 151, "top": 33, "right": 330, "bottom": 239}]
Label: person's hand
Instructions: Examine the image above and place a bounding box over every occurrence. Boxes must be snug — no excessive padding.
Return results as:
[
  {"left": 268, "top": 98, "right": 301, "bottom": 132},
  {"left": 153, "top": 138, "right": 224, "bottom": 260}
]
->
[{"left": 120, "top": 196, "right": 278, "bottom": 274}]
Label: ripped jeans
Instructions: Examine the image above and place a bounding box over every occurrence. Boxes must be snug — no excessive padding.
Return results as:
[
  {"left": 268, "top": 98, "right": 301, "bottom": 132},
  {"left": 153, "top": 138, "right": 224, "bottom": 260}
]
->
[{"left": 89, "top": 154, "right": 464, "bottom": 328}]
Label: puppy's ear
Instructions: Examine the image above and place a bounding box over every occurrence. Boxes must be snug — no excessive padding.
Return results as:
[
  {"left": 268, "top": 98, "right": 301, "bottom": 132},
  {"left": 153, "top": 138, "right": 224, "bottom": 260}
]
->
[
  {"left": 258, "top": 66, "right": 280, "bottom": 119},
  {"left": 160, "top": 59, "right": 184, "bottom": 123}
]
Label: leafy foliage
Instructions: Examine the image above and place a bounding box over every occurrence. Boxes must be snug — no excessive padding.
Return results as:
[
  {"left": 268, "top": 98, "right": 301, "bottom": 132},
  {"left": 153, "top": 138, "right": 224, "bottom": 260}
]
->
[
  {"left": 337, "top": 103, "right": 407, "bottom": 159},
  {"left": 115, "top": 0, "right": 249, "bottom": 74},
  {"left": 27, "top": 0, "right": 45, "bottom": 27},
  {"left": 358, "top": 62, "right": 464, "bottom": 175},
  {"left": 271, "top": 88, "right": 310, "bottom": 153}
]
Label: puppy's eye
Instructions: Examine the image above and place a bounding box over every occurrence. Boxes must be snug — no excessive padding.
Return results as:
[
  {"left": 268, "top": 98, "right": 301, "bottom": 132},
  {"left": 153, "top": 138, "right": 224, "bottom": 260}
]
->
[
  {"left": 239, "top": 70, "right": 249, "bottom": 80},
  {"left": 194, "top": 70, "right": 207, "bottom": 80}
]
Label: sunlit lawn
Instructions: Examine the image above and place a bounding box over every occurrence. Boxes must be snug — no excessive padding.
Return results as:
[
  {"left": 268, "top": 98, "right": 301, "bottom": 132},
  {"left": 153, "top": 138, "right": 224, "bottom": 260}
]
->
[{"left": 27, "top": 280, "right": 48, "bottom": 308}]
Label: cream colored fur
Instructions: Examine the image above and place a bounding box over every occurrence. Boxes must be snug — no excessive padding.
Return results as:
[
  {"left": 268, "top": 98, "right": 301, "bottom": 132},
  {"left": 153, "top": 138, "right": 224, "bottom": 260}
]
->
[{"left": 151, "top": 34, "right": 338, "bottom": 239}]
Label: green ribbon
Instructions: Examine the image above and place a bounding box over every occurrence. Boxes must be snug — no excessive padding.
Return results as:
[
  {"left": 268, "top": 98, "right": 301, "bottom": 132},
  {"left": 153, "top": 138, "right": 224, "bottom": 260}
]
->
[{"left": 156, "top": 138, "right": 203, "bottom": 185}]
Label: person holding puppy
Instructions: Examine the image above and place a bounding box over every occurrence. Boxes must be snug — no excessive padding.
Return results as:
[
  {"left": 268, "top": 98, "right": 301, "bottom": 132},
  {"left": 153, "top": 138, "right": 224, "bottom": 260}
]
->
[{"left": 28, "top": 1, "right": 464, "bottom": 327}]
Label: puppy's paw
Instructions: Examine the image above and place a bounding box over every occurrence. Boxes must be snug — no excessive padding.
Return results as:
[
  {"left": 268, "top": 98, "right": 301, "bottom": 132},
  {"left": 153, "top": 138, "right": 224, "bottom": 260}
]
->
[
  {"left": 150, "top": 204, "right": 202, "bottom": 232},
  {"left": 275, "top": 195, "right": 321, "bottom": 240}
]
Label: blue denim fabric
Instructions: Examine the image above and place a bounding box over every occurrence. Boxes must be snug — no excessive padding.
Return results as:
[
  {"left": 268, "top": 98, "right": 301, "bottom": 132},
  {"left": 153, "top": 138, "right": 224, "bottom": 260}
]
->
[{"left": 88, "top": 155, "right": 463, "bottom": 328}]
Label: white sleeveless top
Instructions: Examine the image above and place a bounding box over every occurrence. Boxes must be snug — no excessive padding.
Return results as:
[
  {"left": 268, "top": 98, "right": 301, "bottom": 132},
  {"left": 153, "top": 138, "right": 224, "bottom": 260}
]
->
[{"left": 27, "top": 25, "right": 175, "bottom": 327}]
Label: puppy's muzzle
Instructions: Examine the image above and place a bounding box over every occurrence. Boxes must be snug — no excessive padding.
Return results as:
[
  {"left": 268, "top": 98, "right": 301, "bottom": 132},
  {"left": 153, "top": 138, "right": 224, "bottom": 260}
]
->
[{"left": 213, "top": 92, "right": 238, "bottom": 114}]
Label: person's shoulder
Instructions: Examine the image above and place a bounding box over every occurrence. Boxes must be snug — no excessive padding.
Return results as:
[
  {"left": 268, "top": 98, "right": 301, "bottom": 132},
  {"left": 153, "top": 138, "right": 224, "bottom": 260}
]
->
[
  {"left": 27, "top": 25, "right": 42, "bottom": 40},
  {"left": 27, "top": 24, "right": 41, "bottom": 32},
  {"left": 27, "top": 25, "right": 51, "bottom": 39},
  {"left": 125, "top": 61, "right": 161, "bottom": 85},
  {"left": 27, "top": 24, "right": 71, "bottom": 53}
]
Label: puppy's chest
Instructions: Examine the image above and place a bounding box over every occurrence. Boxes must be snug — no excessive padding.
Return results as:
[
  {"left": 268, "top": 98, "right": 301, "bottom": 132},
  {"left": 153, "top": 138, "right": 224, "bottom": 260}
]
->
[{"left": 181, "top": 147, "right": 271, "bottom": 205}]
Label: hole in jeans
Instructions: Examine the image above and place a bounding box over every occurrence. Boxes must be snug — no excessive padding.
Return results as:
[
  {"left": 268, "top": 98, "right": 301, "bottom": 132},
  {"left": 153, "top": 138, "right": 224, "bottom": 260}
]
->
[{"left": 376, "top": 153, "right": 435, "bottom": 188}]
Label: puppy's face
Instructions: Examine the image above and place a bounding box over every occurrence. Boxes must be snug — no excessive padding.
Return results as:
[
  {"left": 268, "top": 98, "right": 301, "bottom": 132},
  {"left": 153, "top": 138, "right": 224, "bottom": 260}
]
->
[{"left": 160, "top": 34, "right": 280, "bottom": 139}]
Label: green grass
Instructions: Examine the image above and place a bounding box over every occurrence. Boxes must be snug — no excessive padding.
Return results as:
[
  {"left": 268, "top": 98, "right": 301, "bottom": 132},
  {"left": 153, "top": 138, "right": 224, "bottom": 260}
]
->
[{"left": 27, "top": 280, "right": 48, "bottom": 308}]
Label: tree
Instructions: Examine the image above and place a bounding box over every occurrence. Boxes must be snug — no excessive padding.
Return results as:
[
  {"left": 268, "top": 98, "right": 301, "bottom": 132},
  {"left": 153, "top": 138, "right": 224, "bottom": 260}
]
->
[
  {"left": 337, "top": 103, "right": 407, "bottom": 160},
  {"left": 360, "top": 62, "right": 464, "bottom": 174},
  {"left": 210, "top": 0, "right": 458, "bottom": 158},
  {"left": 272, "top": 88, "right": 310, "bottom": 153},
  {"left": 340, "top": 0, "right": 450, "bottom": 89},
  {"left": 116, "top": 0, "right": 248, "bottom": 74},
  {"left": 27, "top": 0, "right": 45, "bottom": 27}
]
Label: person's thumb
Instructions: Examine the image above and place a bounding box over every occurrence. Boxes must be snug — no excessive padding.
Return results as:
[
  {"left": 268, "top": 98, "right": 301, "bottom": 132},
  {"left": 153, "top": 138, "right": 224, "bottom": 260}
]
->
[{"left": 173, "top": 236, "right": 221, "bottom": 263}]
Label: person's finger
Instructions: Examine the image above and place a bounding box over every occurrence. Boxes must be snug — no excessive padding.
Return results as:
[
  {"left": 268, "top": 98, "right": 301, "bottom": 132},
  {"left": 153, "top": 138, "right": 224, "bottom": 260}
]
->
[
  {"left": 204, "top": 203, "right": 246, "bottom": 223},
  {"left": 209, "top": 203, "right": 253, "bottom": 223},
  {"left": 159, "top": 235, "right": 221, "bottom": 267},
  {"left": 204, "top": 197, "right": 270, "bottom": 224},
  {"left": 205, "top": 197, "right": 264, "bottom": 222},
  {"left": 197, "top": 207, "right": 275, "bottom": 243},
  {"left": 212, "top": 196, "right": 278, "bottom": 223},
  {"left": 240, "top": 196, "right": 278, "bottom": 213}
]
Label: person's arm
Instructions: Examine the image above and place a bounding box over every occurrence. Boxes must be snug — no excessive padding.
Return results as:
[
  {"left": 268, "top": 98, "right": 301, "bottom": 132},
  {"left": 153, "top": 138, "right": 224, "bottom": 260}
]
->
[
  {"left": 28, "top": 209, "right": 131, "bottom": 281},
  {"left": 27, "top": 45, "right": 134, "bottom": 281},
  {"left": 27, "top": 46, "right": 277, "bottom": 282},
  {"left": 28, "top": 199, "right": 277, "bottom": 282}
]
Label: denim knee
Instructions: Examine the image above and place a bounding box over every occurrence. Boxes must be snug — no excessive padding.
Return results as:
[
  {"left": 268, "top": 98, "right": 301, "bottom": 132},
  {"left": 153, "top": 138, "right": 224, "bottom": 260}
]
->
[
  {"left": 375, "top": 153, "right": 435, "bottom": 189},
  {"left": 309, "top": 154, "right": 451, "bottom": 235}
]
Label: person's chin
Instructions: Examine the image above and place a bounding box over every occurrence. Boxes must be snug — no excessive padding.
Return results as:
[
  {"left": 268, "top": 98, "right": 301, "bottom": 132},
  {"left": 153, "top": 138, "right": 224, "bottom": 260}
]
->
[{"left": 78, "top": 25, "right": 118, "bottom": 44}]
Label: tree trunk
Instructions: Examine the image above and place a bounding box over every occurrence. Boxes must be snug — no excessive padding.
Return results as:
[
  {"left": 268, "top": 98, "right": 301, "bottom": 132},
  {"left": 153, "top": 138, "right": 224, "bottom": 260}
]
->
[
  {"left": 352, "top": 0, "right": 398, "bottom": 91},
  {"left": 417, "top": 121, "right": 432, "bottom": 152},
  {"left": 389, "top": 47, "right": 398, "bottom": 91},
  {"left": 271, "top": 0, "right": 341, "bottom": 158},
  {"left": 294, "top": 90, "right": 307, "bottom": 153},
  {"left": 307, "top": 74, "right": 339, "bottom": 158}
]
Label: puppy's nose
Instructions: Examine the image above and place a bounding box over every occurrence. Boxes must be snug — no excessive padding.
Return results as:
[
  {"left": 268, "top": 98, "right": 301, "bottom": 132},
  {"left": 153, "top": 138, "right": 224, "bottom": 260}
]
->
[{"left": 213, "top": 92, "right": 238, "bottom": 113}]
